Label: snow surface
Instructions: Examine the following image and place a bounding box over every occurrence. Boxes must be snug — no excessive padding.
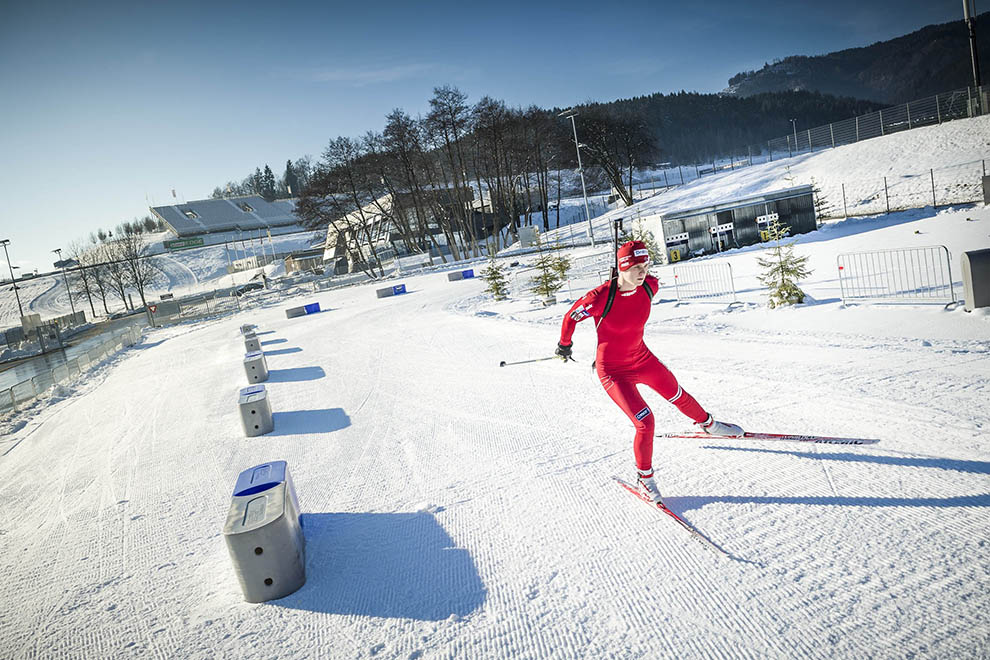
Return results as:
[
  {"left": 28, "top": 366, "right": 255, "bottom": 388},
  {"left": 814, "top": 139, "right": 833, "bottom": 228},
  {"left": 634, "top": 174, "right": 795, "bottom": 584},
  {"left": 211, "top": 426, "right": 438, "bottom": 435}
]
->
[
  {"left": 1, "top": 116, "right": 989, "bottom": 660},
  {"left": 1, "top": 198, "right": 988, "bottom": 658}
]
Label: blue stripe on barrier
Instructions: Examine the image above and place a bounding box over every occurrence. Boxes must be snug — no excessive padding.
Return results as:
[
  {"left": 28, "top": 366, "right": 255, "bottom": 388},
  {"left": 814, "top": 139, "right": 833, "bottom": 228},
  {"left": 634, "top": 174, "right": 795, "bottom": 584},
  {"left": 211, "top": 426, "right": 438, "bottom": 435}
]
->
[{"left": 233, "top": 460, "right": 288, "bottom": 496}]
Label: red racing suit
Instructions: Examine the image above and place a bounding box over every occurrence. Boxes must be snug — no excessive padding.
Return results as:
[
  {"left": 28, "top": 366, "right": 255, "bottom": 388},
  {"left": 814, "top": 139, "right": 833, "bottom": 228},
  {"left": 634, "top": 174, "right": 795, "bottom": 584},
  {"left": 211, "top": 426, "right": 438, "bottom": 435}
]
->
[{"left": 559, "top": 275, "right": 708, "bottom": 470}]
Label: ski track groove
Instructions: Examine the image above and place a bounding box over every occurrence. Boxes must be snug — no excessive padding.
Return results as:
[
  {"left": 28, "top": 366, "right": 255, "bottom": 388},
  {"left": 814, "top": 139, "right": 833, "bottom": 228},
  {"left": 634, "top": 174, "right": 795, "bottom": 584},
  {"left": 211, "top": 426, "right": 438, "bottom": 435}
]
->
[{"left": 3, "top": 266, "right": 989, "bottom": 657}]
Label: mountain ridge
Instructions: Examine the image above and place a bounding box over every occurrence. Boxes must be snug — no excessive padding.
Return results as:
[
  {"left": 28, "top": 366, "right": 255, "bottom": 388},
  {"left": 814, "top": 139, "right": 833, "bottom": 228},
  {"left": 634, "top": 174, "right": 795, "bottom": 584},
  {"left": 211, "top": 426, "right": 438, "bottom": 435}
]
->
[{"left": 723, "top": 12, "right": 989, "bottom": 103}]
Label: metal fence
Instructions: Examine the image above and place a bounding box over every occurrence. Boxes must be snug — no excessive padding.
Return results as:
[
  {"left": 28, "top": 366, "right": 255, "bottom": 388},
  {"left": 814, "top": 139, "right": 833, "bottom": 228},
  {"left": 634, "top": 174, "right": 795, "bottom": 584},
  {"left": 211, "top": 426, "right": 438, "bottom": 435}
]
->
[
  {"left": 818, "top": 159, "right": 986, "bottom": 219},
  {"left": 836, "top": 245, "right": 957, "bottom": 304},
  {"left": 1, "top": 325, "right": 142, "bottom": 418},
  {"left": 669, "top": 262, "right": 738, "bottom": 303},
  {"left": 508, "top": 247, "right": 613, "bottom": 302},
  {"left": 765, "top": 86, "right": 987, "bottom": 161},
  {"left": 635, "top": 85, "right": 988, "bottom": 186}
]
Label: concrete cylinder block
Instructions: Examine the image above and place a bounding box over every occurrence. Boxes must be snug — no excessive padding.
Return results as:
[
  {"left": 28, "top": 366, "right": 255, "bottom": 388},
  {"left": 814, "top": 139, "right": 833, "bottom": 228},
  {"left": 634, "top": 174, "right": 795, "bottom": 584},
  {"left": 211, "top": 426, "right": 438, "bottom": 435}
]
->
[
  {"left": 239, "top": 385, "right": 274, "bottom": 437},
  {"left": 375, "top": 287, "right": 395, "bottom": 299},
  {"left": 447, "top": 271, "right": 464, "bottom": 282},
  {"left": 223, "top": 460, "right": 305, "bottom": 603},
  {"left": 285, "top": 306, "right": 306, "bottom": 319},
  {"left": 243, "top": 351, "right": 269, "bottom": 384}
]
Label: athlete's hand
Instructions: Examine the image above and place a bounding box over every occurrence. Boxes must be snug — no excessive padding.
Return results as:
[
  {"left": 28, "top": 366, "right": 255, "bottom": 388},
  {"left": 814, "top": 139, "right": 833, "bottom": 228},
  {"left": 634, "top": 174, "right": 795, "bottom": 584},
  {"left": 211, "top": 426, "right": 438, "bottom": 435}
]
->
[{"left": 555, "top": 343, "right": 573, "bottom": 359}]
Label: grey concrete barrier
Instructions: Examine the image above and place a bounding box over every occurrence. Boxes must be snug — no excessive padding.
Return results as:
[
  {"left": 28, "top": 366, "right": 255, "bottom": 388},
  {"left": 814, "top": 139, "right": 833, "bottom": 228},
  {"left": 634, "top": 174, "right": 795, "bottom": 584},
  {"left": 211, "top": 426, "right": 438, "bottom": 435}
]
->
[
  {"left": 238, "top": 385, "right": 274, "bottom": 436},
  {"left": 244, "top": 334, "right": 261, "bottom": 353},
  {"left": 244, "top": 351, "right": 269, "bottom": 384},
  {"left": 448, "top": 269, "right": 476, "bottom": 281},
  {"left": 962, "top": 248, "right": 990, "bottom": 311},
  {"left": 285, "top": 302, "right": 320, "bottom": 319},
  {"left": 376, "top": 283, "right": 407, "bottom": 298},
  {"left": 223, "top": 460, "right": 305, "bottom": 603}
]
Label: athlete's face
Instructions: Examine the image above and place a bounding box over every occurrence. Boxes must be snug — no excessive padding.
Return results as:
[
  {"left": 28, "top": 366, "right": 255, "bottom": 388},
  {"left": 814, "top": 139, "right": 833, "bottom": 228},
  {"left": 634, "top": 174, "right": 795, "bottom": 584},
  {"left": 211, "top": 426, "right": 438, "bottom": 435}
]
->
[{"left": 619, "top": 262, "right": 648, "bottom": 288}]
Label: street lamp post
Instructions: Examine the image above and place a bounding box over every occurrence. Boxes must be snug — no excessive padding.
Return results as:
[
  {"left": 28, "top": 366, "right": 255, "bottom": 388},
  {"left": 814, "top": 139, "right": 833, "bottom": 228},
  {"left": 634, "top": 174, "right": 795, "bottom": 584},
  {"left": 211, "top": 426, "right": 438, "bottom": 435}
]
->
[
  {"left": 52, "top": 248, "right": 77, "bottom": 315},
  {"left": 963, "top": 0, "right": 982, "bottom": 91},
  {"left": 790, "top": 119, "right": 799, "bottom": 154},
  {"left": 558, "top": 109, "right": 595, "bottom": 247},
  {"left": 0, "top": 239, "right": 24, "bottom": 319}
]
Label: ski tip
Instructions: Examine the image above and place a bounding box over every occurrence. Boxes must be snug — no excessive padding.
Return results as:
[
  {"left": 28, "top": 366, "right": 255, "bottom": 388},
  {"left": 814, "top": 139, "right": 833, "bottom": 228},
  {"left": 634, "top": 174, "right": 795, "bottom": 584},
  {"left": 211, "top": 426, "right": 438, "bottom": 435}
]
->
[{"left": 499, "top": 361, "right": 506, "bottom": 367}]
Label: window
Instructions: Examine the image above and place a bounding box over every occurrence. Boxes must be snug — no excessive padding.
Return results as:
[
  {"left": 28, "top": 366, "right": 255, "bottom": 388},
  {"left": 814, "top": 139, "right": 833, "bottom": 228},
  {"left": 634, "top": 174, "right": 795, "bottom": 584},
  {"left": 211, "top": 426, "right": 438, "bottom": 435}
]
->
[
  {"left": 238, "top": 203, "right": 255, "bottom": 213},
  {"left": 182, "top": 209, "right": 199, "bottom": 219}
]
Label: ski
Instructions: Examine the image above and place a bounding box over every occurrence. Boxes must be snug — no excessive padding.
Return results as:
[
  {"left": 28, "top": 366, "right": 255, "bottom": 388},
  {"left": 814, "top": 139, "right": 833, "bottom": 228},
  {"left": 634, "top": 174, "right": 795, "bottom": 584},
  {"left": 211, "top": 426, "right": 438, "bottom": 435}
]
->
[
  {"left": 659, "top": 431, "right": 879, "bottom": 445},
  {"left": 612, "top": 476, "right": 728, "bottom": 557}
]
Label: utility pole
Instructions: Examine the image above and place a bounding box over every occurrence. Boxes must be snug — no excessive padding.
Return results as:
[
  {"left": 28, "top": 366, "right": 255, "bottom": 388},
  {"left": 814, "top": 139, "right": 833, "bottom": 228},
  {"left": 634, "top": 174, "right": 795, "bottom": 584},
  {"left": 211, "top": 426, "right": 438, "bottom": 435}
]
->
[
  {"left": 558, "top": 109, "right": 595, "bottom": 246},
  {"left": 964, "top": 0, "right": 982, "bottom": 90},
  {"left": 0, "top": 238, "right": 24, "bottom": 318},
  {"left": 52, "top": 247, "right": 77, "bottom": 315}
]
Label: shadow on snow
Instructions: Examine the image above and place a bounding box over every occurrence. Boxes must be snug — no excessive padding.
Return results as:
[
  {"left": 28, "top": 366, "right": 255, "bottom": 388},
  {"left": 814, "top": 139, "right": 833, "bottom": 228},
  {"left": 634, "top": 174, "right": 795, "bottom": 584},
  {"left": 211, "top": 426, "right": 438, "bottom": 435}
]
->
[
  {"left": 273, "top": 512, "right": 486, "bottom": 621},
  {"left": 267, "top": 366, "right": 326, "bottom": 383},
  {"left": 270, "top": 408, "right": 350, "bottom": 435}
]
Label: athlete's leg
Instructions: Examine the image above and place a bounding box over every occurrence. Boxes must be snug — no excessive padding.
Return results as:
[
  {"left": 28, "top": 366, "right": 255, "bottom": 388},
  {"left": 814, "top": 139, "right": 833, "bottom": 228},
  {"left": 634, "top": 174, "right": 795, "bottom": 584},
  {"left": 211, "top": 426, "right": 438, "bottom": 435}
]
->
[
  {"left": 637, "top": 355, "right": 708, "bottom": 423},
  {"left": 598, "top": 370, "right": 655, "bottom": 471}
]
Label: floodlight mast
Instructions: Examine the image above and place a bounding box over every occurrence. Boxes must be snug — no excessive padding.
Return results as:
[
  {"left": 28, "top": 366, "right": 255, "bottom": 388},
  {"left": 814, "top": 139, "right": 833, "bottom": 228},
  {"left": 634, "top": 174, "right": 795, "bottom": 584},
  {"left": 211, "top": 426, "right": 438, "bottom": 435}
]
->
[
  {"left": 558, "top": 109, "right": 595, "bottom": 247},
  {"left": 52, "top": 247, "right": 76, "bottom": 315},
  {"left": 963, "top": 0, "right": 982, "bottom": 89},
  {"left": 0, "top": 239, "right": 24, "bottom": 318}
]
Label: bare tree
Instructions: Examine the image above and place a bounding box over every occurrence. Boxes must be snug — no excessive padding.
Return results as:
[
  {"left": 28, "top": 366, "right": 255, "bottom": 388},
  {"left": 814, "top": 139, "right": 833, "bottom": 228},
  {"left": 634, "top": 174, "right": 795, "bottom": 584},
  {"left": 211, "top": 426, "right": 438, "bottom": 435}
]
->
[
  {"left": 67, "top": 240, "right": 98, "bottom": 318},
  {"left": 118, "top": 231, "right": 161, "bottom": 309},
  {"left": 575, "top": 106, "right": 656, "bottom": 207},
  {"left": 100, "top": 237, "right": 131, "bottom": 310}
]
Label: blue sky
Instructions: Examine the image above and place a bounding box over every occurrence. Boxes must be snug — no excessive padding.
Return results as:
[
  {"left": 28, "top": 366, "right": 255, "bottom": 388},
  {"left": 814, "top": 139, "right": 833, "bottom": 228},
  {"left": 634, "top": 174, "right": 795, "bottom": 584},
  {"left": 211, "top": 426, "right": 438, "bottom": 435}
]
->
[{"left": 0, "top": 0, "right": 967, "bottom": 273}]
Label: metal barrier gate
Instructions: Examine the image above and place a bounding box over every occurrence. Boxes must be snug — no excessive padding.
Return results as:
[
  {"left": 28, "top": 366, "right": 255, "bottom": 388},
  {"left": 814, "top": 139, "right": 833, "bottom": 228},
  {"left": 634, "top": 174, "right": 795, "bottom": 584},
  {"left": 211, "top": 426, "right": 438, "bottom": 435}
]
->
[
  {"left": 671, "top": 262, "right": 737, "bottom": 303},
  {"left": 837, "top": 245, "right": 956, "bottom": 304}
]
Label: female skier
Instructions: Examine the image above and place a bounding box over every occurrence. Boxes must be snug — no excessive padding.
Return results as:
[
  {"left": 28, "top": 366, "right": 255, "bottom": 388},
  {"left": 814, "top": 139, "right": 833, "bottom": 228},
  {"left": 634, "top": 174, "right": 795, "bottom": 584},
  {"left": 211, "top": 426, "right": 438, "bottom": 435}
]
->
[{"left": 555, "top": 240, "right": 743, "bottom": 502}]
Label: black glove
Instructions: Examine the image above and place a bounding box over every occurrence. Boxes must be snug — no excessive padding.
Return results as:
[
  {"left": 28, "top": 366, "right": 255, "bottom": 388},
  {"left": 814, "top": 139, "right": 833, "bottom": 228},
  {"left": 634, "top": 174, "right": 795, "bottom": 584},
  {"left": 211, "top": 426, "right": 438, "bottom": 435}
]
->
[{"left": 555, "top": 342, "right": 573, "bottom": 359}]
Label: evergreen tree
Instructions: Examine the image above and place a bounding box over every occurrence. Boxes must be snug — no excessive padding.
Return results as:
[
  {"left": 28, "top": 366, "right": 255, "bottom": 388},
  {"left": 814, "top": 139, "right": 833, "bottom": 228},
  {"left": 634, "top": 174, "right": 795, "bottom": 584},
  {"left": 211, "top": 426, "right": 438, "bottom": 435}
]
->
[
  {"left": 625, "top": 218, "right": 663, "bottom": 263},
  {"left": 283, "top": 159, "right": 300, "bottom": 196},
  {"left": 528, "top": 239, "right": 565, "bottom": 304},
  {"left": 756, "top": 217, "right": 812, "bottom": 308},
  {"left": 481, "top": 252, "right": 509, "bottom": 300},
  {"left": 260, "top": 165, "right": 278, "bottom": 201},
  {"left": 810, "top": 176, "right": 831, "bottom": 222}
]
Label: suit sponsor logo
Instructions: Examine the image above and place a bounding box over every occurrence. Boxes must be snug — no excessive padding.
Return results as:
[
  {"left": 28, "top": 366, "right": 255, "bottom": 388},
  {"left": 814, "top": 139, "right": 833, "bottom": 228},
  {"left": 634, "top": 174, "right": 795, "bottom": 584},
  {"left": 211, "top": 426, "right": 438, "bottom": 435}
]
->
[
  {"left": 569, "top": 305, "right": 590, "bottom": 321},
  {"left": 635, "top": 406, "right": 651, "bottom": 420}
]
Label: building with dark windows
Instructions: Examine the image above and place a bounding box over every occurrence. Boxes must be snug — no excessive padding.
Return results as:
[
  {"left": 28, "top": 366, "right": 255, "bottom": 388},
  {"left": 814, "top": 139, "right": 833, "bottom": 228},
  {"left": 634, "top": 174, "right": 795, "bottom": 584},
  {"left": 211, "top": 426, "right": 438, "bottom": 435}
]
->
[{"left": 646, "top": 185, "right": 817, "bottom": 263}]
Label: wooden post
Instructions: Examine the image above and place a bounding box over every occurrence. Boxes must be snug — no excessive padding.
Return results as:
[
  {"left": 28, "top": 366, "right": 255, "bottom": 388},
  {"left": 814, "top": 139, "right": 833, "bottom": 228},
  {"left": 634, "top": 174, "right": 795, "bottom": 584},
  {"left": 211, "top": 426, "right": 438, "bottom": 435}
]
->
[
  {"left": 931, "top": 169, "right": 937, "bottom": 208},
  {"left": 936, "top": 94, "right": 941, "bottom": 124},
  {"left": 879, "top": 109, "right": 884, "bottom": 136},
  {"left": 842, "top": 183, "right": 848, "bottom": 217},
  {"left": 884, "top": 177, "right": 890, "bottom": 213},
  {"left": 830, "top": 123, "right": 835, "bottom": 148}
]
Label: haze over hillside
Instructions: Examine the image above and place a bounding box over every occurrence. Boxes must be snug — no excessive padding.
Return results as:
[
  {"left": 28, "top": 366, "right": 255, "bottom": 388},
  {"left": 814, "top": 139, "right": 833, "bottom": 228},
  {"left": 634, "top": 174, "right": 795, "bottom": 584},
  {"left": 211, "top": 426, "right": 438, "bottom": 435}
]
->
[{"left": 724, "top": 12, "right": 989, "bottom": 103}]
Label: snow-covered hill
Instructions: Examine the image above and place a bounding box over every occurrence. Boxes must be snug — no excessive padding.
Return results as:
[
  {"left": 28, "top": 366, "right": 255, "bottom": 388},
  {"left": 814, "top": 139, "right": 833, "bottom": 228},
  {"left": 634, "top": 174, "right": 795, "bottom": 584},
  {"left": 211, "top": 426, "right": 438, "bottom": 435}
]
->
[{"left": 0, "top": 159, "right": 988, "bottom": 660}]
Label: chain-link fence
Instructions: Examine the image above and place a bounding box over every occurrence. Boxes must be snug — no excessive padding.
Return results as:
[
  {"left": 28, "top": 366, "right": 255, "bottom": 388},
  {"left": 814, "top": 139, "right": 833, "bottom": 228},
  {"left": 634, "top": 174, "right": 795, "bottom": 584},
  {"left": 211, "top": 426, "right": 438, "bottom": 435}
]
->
[
  {"left": 0, "top": 325, "right": 141, "bottom": 418},
  {"left": 765, "top": 86, "right": 987, "bottom": 161},
  {"left": 635, "top": 85, "right": 989, "bottom": 185}
]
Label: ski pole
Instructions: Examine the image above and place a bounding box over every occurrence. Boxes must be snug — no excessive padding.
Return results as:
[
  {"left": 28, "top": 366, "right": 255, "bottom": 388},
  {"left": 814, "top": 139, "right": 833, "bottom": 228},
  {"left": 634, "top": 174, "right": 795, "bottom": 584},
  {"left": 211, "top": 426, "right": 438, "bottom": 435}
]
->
[{"left": 499, "top": 355, "right": 574, "bottom": 367}]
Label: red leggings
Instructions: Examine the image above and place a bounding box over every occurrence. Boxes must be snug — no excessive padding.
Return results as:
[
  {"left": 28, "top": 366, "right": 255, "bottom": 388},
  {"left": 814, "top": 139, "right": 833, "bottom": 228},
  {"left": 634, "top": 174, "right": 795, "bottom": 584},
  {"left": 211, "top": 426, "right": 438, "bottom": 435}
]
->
[{"left": 598, "top": 354, "right": 708, "bottom": 471}]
